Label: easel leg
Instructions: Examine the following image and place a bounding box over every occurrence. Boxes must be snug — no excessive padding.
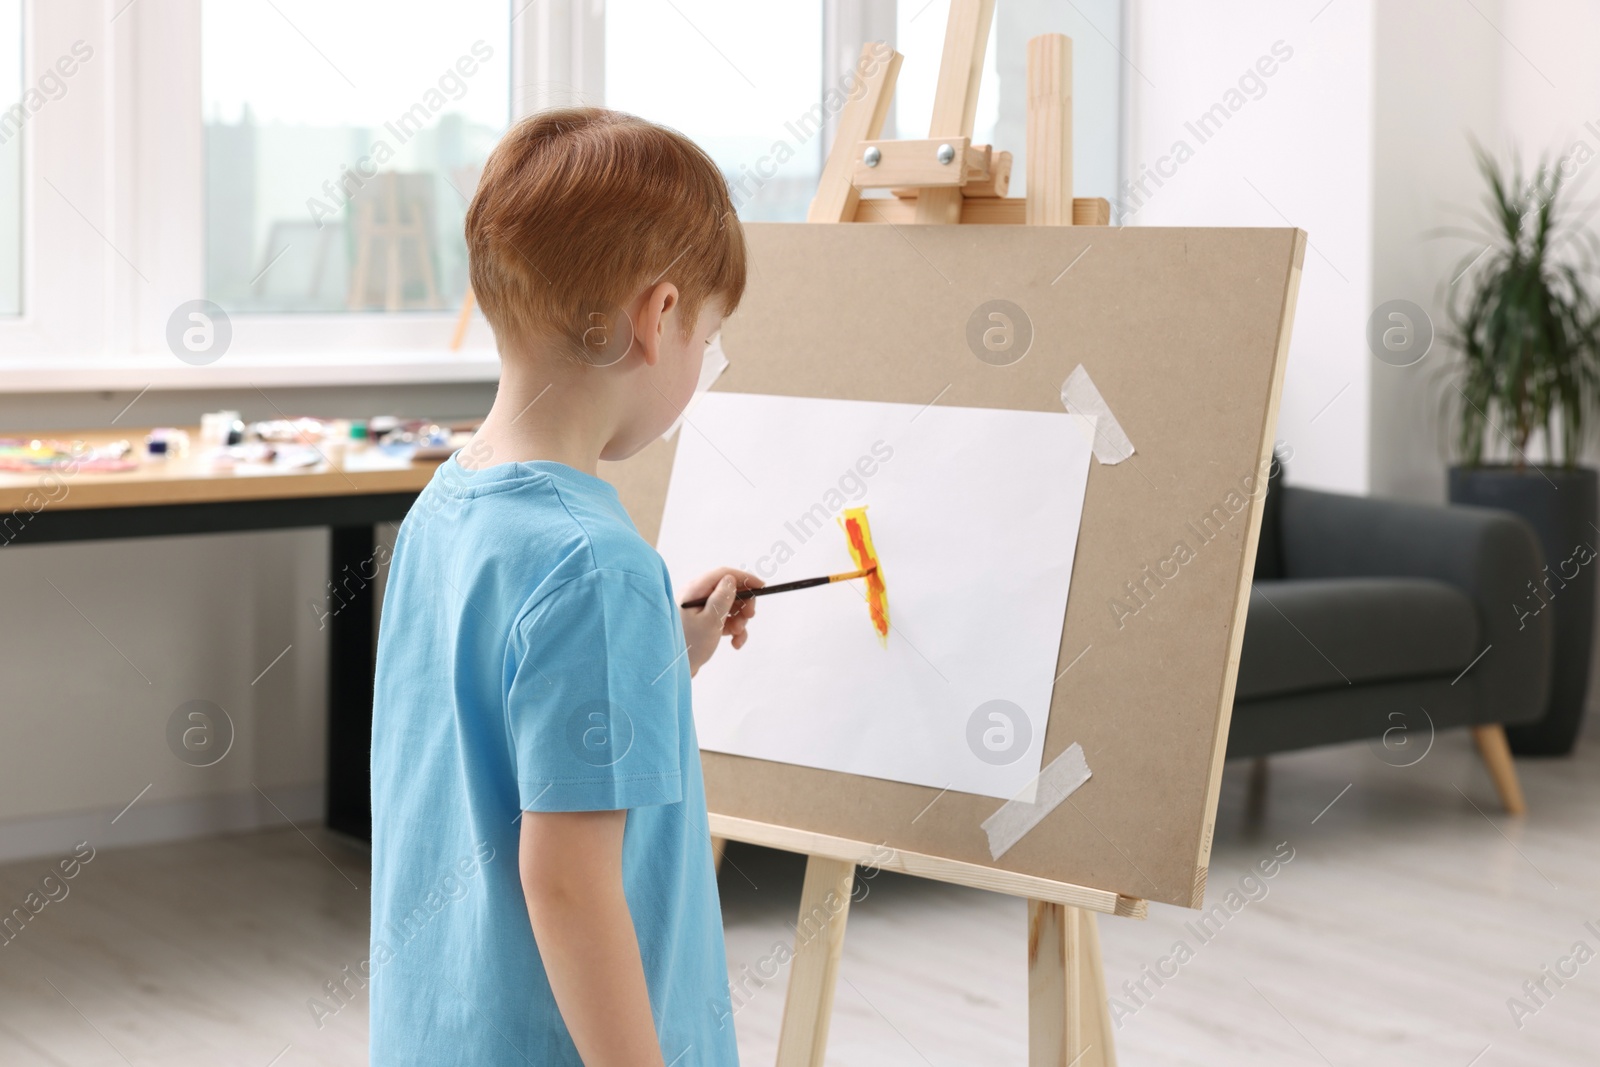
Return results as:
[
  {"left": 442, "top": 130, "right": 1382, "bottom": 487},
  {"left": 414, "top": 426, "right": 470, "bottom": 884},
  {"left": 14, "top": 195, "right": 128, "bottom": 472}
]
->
[
  {"left": 1080, "top": 906, "right": 1118, "bottom": 1064},
  {"left": 1029, "top": 900, "right": 1115, "bottom": 1067},
  {"left": 914, "top": 0, "right": 997, "bottom": 225},
  {"left": 776, "top": 856, "right": 856, "bottom": 1067}
]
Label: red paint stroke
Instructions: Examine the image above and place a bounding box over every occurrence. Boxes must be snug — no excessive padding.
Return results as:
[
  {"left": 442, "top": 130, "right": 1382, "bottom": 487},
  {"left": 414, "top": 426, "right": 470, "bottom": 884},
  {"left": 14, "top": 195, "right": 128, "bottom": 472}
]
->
[{"left": 840, "top": 507, "right": 889, "bottom": 644}]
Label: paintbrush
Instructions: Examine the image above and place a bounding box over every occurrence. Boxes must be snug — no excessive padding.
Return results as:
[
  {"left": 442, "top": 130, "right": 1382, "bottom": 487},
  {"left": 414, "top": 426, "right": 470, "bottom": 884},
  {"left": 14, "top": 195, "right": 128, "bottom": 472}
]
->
[{"left": 679, "top": 566, "right": 877, "bottom": 609}]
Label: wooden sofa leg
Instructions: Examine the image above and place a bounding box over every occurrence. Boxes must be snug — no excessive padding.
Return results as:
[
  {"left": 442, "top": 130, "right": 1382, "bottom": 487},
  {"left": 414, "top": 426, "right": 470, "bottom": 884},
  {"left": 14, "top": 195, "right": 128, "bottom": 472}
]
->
[
  {"left": 1245, "top": 756, "right": 1269, "bottom": 820},
  {"left": 1470, "top": 725, "right": 1527, "bottom": 815}
]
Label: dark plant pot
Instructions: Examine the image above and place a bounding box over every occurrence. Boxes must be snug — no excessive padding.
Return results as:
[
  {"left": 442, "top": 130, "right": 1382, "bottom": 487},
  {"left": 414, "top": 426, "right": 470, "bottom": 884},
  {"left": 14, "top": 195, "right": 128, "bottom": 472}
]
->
[{"left": 1449, "top": 464, "right": 1598, "bottom": 756}]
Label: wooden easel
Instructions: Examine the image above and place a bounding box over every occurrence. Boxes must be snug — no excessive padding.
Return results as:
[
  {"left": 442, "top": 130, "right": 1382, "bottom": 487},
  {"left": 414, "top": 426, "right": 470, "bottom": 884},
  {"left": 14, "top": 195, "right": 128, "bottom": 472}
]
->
[{"left": 719, "top": 6, "right": 1129, "bottom": 1065}]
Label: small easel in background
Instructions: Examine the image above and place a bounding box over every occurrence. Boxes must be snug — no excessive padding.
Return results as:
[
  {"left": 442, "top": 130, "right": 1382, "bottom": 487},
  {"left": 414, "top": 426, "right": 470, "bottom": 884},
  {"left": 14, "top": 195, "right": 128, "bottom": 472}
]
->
[
  {"left": 717, "top": 5, "right": 1127, "bottom": 1066},
  {"left": 449, "top": 163, "right": 486, "bottom": 350},
  {"left": 450, "top": 288, "right": 477, "bottom": 350},
  {"left": 347, "top": 173, "right": 443, "bottom": 311}
]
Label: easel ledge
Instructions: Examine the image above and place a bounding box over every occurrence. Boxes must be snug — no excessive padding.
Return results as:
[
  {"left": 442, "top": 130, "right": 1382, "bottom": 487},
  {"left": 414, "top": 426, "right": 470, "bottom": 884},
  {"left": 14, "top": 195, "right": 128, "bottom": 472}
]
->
[{"left": 711, "top": 814, "right": 1147, "bottom": 919}]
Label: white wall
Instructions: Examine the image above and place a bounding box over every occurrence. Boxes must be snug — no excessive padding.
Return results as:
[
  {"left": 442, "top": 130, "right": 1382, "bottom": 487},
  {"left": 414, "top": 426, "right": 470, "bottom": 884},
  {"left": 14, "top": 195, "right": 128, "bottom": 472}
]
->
[
  {"left": 1125, "top": 0, "right": 1374, "bottom": 495},
  {"left": 0, "top": 530, "right": 328, "bottom": 853},
  {"left": 1368, "top": 0, "right": 1503, "bottom": 500},
  {"left": 1126, "top": 0, "right": 1594, "bottom": 501},
  {"left": 1371, "top": 0, "right": 1600, "bottom": 499}
]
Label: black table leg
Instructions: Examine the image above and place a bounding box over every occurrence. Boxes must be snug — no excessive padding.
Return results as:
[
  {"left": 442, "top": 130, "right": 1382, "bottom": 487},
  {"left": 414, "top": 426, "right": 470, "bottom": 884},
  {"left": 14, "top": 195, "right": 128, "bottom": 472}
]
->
[{"left": 326, "top": 524, "right": 377, "bottom": 840}]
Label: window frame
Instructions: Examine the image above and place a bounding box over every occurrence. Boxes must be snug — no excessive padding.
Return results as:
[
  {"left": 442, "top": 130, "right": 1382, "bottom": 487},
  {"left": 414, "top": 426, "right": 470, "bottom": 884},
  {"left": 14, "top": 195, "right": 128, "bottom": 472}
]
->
[{"left": 0, "top": 1, "right": 125, "bottom": 373}]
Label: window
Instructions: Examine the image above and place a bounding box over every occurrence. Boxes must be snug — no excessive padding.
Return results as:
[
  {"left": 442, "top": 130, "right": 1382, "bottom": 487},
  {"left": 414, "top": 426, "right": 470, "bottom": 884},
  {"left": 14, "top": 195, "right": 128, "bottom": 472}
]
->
[
  {"left": 201, "top": 0, "right": 511, "bottom": 314},
  {"left": 604, "top": 0, "right": 825, "bottom": 222},
  {"left": 0, "top": 0, "right": 21, "bottom": 316}
]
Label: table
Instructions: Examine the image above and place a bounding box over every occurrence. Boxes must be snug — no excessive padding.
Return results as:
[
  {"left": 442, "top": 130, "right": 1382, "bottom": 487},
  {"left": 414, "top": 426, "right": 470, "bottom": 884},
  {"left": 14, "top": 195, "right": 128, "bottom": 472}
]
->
[{"left": 0, "top": 429, "right": 441, "bottom": 839}]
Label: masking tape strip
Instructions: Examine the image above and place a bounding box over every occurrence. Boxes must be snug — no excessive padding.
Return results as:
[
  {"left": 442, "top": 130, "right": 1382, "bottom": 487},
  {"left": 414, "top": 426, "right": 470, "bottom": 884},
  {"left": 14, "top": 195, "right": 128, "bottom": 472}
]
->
[
  {"left": 662, "top": 334, "right": 730, "bottom": 441},
  {"left": 980, "top": 742, "right": 1092, "bottom": 860},
  {"left": 1060, "top": 365, "right": 1135, "bottom": 465}
]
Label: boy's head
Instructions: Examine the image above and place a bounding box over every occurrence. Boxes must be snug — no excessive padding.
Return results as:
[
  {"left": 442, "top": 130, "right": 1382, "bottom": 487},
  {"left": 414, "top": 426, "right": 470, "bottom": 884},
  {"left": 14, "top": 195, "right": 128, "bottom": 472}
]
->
[{"left": 466, "top": 108, "right": 746, "bottom": 456}]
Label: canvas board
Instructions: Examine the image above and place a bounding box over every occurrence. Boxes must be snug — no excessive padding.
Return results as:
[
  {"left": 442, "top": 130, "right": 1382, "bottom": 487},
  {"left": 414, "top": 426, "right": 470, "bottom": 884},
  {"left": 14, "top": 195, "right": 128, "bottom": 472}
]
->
[{"left": 603, "top": 223, "right": 1305, "bottom": 908}]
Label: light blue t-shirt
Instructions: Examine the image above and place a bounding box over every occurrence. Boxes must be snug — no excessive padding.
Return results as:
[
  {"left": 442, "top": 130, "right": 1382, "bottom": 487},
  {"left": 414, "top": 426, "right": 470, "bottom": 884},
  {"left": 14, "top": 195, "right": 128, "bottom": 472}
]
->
[{"left": 370, "top": 453, "right": 736, "bottom": 1066}]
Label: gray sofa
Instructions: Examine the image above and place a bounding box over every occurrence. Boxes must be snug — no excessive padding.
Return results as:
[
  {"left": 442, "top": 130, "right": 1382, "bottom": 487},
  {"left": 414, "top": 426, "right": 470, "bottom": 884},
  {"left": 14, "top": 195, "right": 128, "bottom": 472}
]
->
[{"left": 1228, "top": 474, "right": 1553, "bottom": 812}]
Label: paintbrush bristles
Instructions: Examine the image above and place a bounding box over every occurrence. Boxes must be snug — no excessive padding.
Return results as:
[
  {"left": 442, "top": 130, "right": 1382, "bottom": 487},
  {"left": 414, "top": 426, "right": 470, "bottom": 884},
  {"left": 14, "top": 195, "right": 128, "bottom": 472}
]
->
[{"left": 828, "top": 566, "right": 877, "bottom": 583}]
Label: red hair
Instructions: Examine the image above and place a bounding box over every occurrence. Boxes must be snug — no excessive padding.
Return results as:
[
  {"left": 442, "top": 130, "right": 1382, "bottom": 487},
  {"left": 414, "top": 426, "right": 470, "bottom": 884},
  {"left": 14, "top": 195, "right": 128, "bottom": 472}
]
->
[{"left": 466, "top": 108, "right": 746, "bottom": 357}]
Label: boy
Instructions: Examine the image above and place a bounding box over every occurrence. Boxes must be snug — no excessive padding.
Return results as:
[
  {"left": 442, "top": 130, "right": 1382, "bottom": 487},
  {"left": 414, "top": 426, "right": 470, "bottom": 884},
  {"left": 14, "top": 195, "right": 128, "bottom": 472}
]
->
[{"left": 369, "top": 108, "right": 760, "bottom": 1066}]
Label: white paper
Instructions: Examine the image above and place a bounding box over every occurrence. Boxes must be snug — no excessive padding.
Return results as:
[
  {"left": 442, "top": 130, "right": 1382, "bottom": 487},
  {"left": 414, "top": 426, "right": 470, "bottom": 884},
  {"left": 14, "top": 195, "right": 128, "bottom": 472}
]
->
[{"left": 655, "top": 392, "right": 1095, "bottom": 800}]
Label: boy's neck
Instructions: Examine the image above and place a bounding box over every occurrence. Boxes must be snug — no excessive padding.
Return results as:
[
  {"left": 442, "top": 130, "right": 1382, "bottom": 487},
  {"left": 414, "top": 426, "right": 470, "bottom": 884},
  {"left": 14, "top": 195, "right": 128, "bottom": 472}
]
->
[{"left": 463, "top": 355, "right": 619, "bottom": 476}]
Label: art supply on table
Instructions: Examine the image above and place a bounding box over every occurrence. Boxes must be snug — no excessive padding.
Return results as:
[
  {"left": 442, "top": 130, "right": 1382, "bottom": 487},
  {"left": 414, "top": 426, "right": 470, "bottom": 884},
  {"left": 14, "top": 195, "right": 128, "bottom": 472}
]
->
[
  {"left": 145, "top": 428, "right": 189, "bottom": 460},
  {"left": 678, "top": 565, "right": 876, "bottom": 609},
  {"left": 0, "top": 438, "right": 139, "bottom": 473},
  {"left": 321, "top": 419, "right": 352, "bottom": 465},
  {"left": 199, "top": 411, "right": 244, "bottom": 447},
  {"left": 222, "top": 415, "right": 473, "bottom": 470},
  {"left": 408, "top": 424, "right": 470, "bottom": 460},
  {"left": 1, "top": 416, "right": 474, "bottom": 480}
]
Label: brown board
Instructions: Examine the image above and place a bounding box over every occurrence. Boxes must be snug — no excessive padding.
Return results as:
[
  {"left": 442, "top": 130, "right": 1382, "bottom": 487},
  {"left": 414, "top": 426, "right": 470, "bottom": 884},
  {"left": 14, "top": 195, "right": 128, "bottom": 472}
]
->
[{"left": 602, "top": 222, "right": 1305, "bottom": 910}]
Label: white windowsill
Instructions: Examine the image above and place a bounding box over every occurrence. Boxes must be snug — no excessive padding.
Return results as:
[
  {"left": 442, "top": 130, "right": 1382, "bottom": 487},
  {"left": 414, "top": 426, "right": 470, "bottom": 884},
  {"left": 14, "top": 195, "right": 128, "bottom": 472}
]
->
[{"left": 2, "top": 350, "right": 505, "bottom": 392}]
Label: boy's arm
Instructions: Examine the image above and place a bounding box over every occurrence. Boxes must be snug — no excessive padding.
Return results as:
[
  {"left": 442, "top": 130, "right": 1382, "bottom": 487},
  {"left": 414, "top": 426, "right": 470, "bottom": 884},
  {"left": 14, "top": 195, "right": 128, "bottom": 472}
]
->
[{"left": 520, "top": 809, "right": 666, "bottom": 1067}]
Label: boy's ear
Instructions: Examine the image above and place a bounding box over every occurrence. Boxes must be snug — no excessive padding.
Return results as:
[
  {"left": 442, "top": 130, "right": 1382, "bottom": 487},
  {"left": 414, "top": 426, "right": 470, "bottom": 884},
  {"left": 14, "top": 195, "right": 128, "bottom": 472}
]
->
[{"left": 631, "top": 283, "right": 680, "bottom": 368}]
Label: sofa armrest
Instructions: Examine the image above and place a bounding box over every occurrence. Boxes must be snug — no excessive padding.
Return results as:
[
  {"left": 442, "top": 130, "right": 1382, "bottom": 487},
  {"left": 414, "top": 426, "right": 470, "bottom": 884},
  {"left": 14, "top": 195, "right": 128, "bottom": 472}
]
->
[{"left": 1277, "top": 486, "right": 1551, "bottom": 725}]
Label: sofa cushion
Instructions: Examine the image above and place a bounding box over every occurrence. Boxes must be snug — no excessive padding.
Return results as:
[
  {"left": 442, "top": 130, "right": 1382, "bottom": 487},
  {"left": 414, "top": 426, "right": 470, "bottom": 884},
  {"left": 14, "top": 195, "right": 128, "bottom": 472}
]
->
[
  {"left": 1252, "top": 451, "right": 1285, "bottom": 580},
  {"left": 1237, "top": 578, "right": 1481, "bottom": 701}
]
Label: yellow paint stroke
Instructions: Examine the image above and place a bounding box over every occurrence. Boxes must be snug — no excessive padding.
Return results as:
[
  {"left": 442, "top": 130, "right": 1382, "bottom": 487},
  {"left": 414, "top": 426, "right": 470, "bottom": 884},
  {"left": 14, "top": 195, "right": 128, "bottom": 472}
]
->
[{"left": 839, "top": 507, "right": 889, "bottom": 645}]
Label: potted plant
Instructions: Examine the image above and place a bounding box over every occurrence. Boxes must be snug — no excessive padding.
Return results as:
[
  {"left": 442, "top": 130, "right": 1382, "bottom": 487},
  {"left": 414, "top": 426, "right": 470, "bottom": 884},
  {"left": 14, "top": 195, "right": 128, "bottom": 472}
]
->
[{"left": 1446, "top": 144, "right": 1600, "bottom": 756}]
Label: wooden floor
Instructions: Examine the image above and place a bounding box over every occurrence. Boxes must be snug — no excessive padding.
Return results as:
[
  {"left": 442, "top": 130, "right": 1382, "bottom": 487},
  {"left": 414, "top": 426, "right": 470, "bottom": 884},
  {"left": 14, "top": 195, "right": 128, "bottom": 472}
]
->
[{"left": 2, "top": 732, "right": 1596, "bottom": 1065}]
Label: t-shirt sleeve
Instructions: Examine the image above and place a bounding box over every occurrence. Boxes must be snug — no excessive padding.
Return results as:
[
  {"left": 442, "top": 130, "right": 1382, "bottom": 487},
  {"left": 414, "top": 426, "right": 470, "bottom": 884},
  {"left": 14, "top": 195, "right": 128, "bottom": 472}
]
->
[{"left": 504, "top": 567, "right": 686, "bottom": 812}]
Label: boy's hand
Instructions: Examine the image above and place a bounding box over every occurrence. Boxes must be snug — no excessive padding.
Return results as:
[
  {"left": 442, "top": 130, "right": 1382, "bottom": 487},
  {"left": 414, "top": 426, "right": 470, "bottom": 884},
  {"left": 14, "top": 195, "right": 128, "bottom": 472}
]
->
[{"left": 679, "top": 567, "right": 763, "bottom": 676}]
